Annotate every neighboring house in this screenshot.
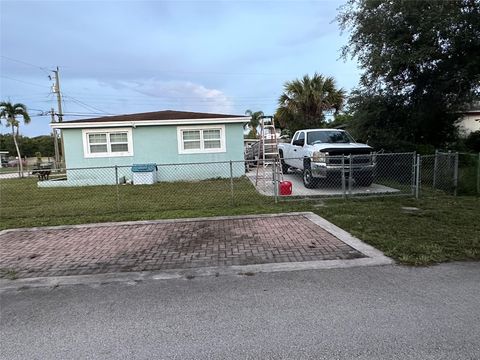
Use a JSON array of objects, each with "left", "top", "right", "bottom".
[
  {"left": 458, "top": 102, "right": 480, "bottom": 137},
  {"left": 44, "top": 110, "right": 249, "bottom": 187},
  {"left": 0, "top": 151, "right": 8, "bottom": 167}
]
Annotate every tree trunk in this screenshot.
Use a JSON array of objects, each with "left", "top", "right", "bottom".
[{"left": 12, "top": 125, "right": 23, "bottom": 178}]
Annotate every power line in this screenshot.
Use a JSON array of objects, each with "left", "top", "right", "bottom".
[
  {"left": 63, "top": 93, "right": 111, "bottom": 115},
  {"left": 33, "top": 97, "right": 277, "bottom": 108},
  {"left": 53, "top": 94, "right": 277, "bottom": 105},
  {"left": 1, "top": 55, "right": 51, "bottom": 75},
  {"left": 0, "top": 75, "right": 47, "bottom": 88},
  {"left": 57, "top": 98, "right": 277, "bottom": 105},
  {"left": 0, "top": 92, "right": 52, "bottom": 97},
  {"left": 56, "top": 100, "right": 276, "bottom": 107},
  {"left": 62, "top": 113, "right": 115, "bottom": 116},
  {"left": 27, "top": 111, "right": 114, "bottom": 118},
  {"left": 62, "top": 96, "right": 67, "bottom": 116},
  {"left": 62, "top": 93, "right": 272, "bottom": 113},
  {"left": 54, "top": 92, "right": 279, "bottom": 101}
]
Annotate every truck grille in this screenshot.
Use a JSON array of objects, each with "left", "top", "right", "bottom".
[
  {"left": 323, "top": 149, "right": 373, "bottom": 165},
  {"left": 327, "top": 156, "right": 372, "bottom": 165}
]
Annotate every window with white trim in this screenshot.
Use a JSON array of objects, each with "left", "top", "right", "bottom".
[
  {"left": 178, "top": 126, "right": 225, "bottom": 154},
  {"left": 83, "top": 129, "right": 133, "bottom": 157}
]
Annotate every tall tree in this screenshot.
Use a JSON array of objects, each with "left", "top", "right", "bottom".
[
  {"left": 276, "top": 73, "right": 345, "bottom": 133},
  {"left": 244, "top": 109, "right": 264, "bottom": 138},
  {"left": 347, "top": 89, "right": 418, "bottom": 151},
  {"left": 0, "top": 102, "right": 31, "bottom": 176},
  {"left": 338, "top": 0, "right": 480, "bottom": 147}
]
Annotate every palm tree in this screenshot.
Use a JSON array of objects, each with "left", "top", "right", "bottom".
[
  {"left": 0, "top": 102, "right": 31, "bottom": 176},
  {"left": 244, "top": 109, "right": 264, "bottom": 138},
  {"left": 276, "top": 73, "right": 345, "bottom": 132}
]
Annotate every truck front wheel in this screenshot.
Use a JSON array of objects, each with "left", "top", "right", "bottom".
[{"left": 303, "top": 162, "right": 318, "bottom": 189}]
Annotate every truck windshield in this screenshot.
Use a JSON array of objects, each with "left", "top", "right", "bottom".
[{"left": 306, "top": 131, "right": 354, "bottom": 145}]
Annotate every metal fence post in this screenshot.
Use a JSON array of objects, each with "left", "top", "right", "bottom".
[
  {"left": 411, "top": 152, "right": 416, "bottom": 196},
  {"left": 341, "top": 156, "right": 346, "bottom": 199},
  {"left": 415, "top": 154, "right": 421, "bottom": 199},
  {"left": 447, "top": 150, "right": 452, "bottom": 189},
  {"left": 273, "top": 161, "right": 278, "bottom": 203},
  {"left": 115, "top": 165, "right": 120, "bottom": 211},
  {"left": 477, "top": 152, "right": 480, "bottom": 196},
  {"left": 453, "top": 152, "right": 459, "bottom": 196},
  {"left": 433, "top": 149, "right": 438, "bottom": 189},
  {"left": 348, "top": 155, "right": 353, "bottom": 197},
  {"left": 229, "top": 160, "right": 234, "bottom": 206}
]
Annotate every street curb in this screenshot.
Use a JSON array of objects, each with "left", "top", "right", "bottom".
[
  {"left": 0, "top": 212, "right": 394, "bottom": 291},
  {"left": 0, "top": 258, "right": 394, "bottom": 292},
  {"left": 304, "top": 213, "right": 392, "bottom": 261}
]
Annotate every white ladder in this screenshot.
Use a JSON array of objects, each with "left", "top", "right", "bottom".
[{"left": 255, "top": 116, "right": 283, "bottom": 188}]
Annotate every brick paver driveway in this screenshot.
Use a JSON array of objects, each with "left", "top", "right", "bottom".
[{"left": 0, "top": 214, "right": 365, "bottom": 279}]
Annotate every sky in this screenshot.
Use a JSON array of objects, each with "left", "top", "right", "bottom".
[{"left": 0, "top": 0, "right": 360, "bottom": 137}]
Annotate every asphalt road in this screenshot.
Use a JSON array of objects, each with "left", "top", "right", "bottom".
[{"left": 1, "top": 263, "right": 479, "bottom": 360}]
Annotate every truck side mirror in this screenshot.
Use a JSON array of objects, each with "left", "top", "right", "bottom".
[{"left": 292, "top": 139, "right": 304, "bottom": 146}]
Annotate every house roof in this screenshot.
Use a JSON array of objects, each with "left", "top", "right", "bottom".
[
  {"left": 51, "top": 110, "right": 250, "bottom": 129},
  {"left": 461, "top": 100, "right": 480, "bottom": 115},
  {"left": 463, "top": 110, "right": 480, "bottom": 116}
]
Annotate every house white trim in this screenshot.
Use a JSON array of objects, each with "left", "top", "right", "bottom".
[
  {"left": 52, "top": 117, "right": 250, "bottom": 129},
  {"left": 177, "top": 125, "right": 226, "bottom": 154},
  {"left": 82, "top": 128, "right": 134, "bottom": 158}
]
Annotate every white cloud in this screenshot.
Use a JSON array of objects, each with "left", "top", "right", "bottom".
[{"left": 110, "top": 79, "right": 234, "bottom": 114}]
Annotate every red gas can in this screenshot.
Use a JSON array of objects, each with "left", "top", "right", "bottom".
[{"left": 279, "top": 181, "right": 292, "bottom": 196}]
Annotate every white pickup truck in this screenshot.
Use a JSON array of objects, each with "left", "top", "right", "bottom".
[{"left": 278, "top": 129, "right": 375, "bottom": 188}]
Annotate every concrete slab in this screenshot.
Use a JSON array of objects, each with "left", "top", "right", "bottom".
[{"left": 246, "top": 166, "right": 401, "bottom": 197}]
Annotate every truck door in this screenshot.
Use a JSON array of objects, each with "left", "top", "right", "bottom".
[{"left": 291, "top": 131, "right": 305, "bottom": 169}]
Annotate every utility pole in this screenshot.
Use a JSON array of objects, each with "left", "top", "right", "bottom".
[
  {"left": 50, "top": 108, "right": 60, "bottom": 166},
  {"left": 52, "top": 67, "right": 63, "bottom": 122},
  {"left": 52, "top": 66, "right": 65, "bottom": 164}
]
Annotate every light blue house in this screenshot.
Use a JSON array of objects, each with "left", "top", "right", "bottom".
[{"left": 43, "top": 110, "right": 249, "bottom": 187}]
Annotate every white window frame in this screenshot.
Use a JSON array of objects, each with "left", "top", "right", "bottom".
[
  {"left": 177, "top": 125, "right": 226, "bottom": 154},
  {"left": 82, "top": 128, "right": 133, "bottom": 158}
]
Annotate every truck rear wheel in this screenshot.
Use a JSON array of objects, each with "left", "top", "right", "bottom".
[
  {"left": 279, "top": 151, "right": 289, "bottom": 173},
  {"left": 356, "top": 174, "right": 374, "bottom": 187}
]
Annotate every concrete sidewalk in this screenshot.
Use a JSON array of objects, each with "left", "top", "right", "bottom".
[{"left": 0, "top": 212, "right": 391, "bottom": 282}]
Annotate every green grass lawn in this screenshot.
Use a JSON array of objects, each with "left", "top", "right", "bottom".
[
  {"left": 0, "top": 167, "right": 19, "bottom": 174},
  {"left": 1, "top": 176, "right": 478, "bottom": 266},
  {"left": 316, "top": 195, "right": 479, "bottom": 265}
]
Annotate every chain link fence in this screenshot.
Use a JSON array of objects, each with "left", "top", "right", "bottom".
[
  {"left": 457, "top": 152, "right": 480, "bottom": 196},
  {"left": 0, "top": 160, "right": 262, "bottom": 221},
  {"left": 249, "top": 152, "right": 416, "bottom": 199},
  {"left": 418, "top": 151, "right": 480, "bottom": 196},
  {"left": 1, "top": 151, "right": 478, "bottom": 224}
]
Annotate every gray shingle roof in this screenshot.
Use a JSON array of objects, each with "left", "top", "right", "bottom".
[{"left": 62, "top": 110, "right": 246, "bottom": 123}]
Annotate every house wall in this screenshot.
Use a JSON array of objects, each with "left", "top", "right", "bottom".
[
  {"left": 458, "top": 113, "right": 480, "bottom": 137},
  {"left": 57, "top": 123, "right": 245, "bottom": 185}
]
